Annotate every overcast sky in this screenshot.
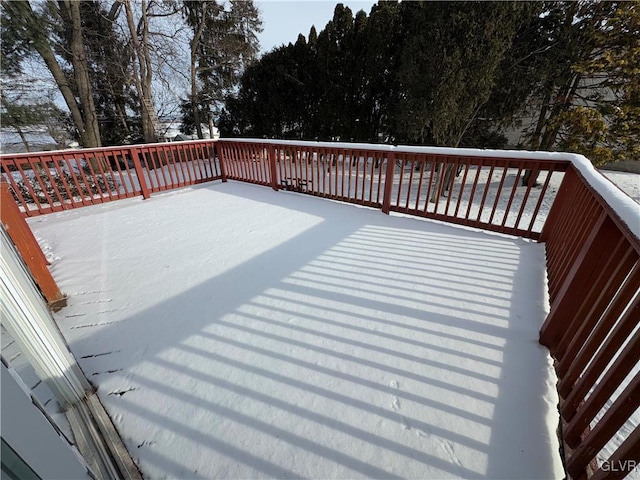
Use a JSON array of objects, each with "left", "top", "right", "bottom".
[{"left": 256, "top": 1, "right": 375, "bottom": 54}]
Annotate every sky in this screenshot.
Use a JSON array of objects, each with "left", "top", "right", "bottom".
[{"left": 256, "top": 1, "right": 375, "bottom": 53}]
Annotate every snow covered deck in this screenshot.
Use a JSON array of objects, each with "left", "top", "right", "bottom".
[{"left": 28, "top": 181, "right": 564, "bottom": 479}]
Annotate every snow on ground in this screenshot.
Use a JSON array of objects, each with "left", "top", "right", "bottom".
[
  {"left": 600, "top": 169, "right": 640, "bottom": 204},
  {"left": 28, "top": 181, "right": 564, "bottom": 479}
]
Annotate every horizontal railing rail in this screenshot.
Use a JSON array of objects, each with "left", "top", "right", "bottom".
[
  {"left": 0, "top": 140, "right": 221, "bottom": 216},
  {"left": 2, "top": 138, "right": 638, "bottom": 479}
]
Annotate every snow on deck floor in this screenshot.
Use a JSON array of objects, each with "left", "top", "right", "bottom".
[{"left": 29, "top": 182, "right": 564, "bottom": 479}]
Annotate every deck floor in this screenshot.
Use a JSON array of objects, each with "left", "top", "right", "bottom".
[{"left": 28, "top": 182, "right": 564, "bottom": 479}]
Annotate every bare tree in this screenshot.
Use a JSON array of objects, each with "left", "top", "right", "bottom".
[
  {"left": 1, "top": 0, "right": 102, "bottom": 149},
  {"left": 60, "top": 0, "right": 102, "bottom": 148},
  {"left": 122, "top": 0, "right": 158, "bottom": 143}
]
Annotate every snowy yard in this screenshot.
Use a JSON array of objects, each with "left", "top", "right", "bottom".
[
  {"left": 28, "top": 181, "right": 567, "bottom": 479},
  {"left": 601, "top": 169, "right": 640, "bottom": 204}
]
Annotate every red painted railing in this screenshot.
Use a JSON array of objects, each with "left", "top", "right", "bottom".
[
  {"left": 540, "top": 164, "right": 640, "bottom": 480},
  {"left": 219, "top": 140, "right": 568, "bottom": 239},
  {"left": 1, "top": 140, "right": 221, "bottom": 216},
  {"left": 385, "top": 149, "right": 568, "bottom": 239},
  {"left": 1, "top": 138, "right": 638, "bottom": 479},
  {"left": 1, "top": 181, "right": 66, "bottom": 309},
  {"left": 218, "top": 141, "right": 390, "bottom": 208},
  {"left": 217, "top": 141, "right": 272, "bottom": 187}
]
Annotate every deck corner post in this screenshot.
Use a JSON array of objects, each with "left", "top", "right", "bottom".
[
  {"left": 0, "top": 182, "right": 65, "bottom": 306},
  {"left": 216, "top": 141, "right": 228, "bottom": 183},
  {"left": 268, "top": 144, "right": 279, "bottom": 191},
  {"left": 539, "top": 164, "right": 576, "bottom": 243},
  {"left": 381, "top": 150, "right": 396, "bottom": 214},
  {"left": 131, "top": 146, "right": 151, "bottom": 199}
]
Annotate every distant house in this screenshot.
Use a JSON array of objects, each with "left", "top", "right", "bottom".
[
  {"left": 0, "top": 128, "right": 59, "bottom": 154},
  {"left": 503, "top": 76, "right": 617, "bottom": 150},
  {"left": 156, "top": 120, "right": 220, "bottom": 143}
]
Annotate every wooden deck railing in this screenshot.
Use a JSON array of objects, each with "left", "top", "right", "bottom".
[
  {"left": 1, "top": 140, "right": 221, "bottom": 216},
  {"left": 384, "top": 149, "right": 568, "bottom": 238},
  {"left": 218, "top": 140, "right": 568, "bottom": 239},
  {"left": 540, "top": 164, "right": 640, "bottom": 480},
  {"left": 1, "top": 139, "right": 638, "bottom": 479},
  {"left": 0, "top": 182, "right": 67, "bottom": 309}
]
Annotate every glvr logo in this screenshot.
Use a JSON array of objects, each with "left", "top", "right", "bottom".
[{"left": 601, "top": 460, "right": 638, "bottom": 472}]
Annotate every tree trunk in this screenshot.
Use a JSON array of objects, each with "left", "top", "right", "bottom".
[
  {"left": 523, "top": 73, "right": 583, "bottom": 187},
  {"left": 7, "top": 1, "right": 96, "bottom": 149},
  {"left": 540, "top": 73, "right": 583, "bottom": 150},
  {"left": 4, "top": 1, "right": 106, "bottom": 161},
  {"left": 190, "top": 11, "right": 206, "bottom": 140},
  {"left": 430, "top": 163, "right": 456, "bottom": 202},
  {"left": 35, "top": 42, "right": 90, "bottom": 145},
  {"left": 522, "top": 89, "right": 552, "bottom": 186},
  {"left": 15, "top": 127, "right": 31, "bottom": 152},
  {"left": 123, "top": 0, "right": 157, "bottom": 144},
  {"left": 139, "top": 0, "right": 157, "bottom": 143},
  {"left": 66, "top": 1, "right": 102, "bottom": 152},
  {"left": 524, "top": 2, "right": 582, "bottom": 187}
]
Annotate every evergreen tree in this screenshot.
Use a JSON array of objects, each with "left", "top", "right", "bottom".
[
  {"left": 222, "top": 0, "right": 637, "bottom": 171},
  {"left": 557, "top": 1, "right": 640, "bottom": 163},
  {"left": 182, "top": 0, "right": 262, "bottom": 138},
  {"left": 315, "top": 4, "right": 357, "bottom": 140},
  {"left": 223, "top": 1, "right": 526, "bottom": 146},
  {"left": 359, "top": 1, "right": 402, "bottom": 143},
  {"left": 518, "top": 1, "right": 639, "bottom": 183},
  {"left": 394, "top": 1, "right": 526, "bottom": 147},
  {"left": 457, "top": 3, "right": 545, "bottom": 148}
]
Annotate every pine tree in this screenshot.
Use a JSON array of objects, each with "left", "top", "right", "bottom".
[
  {"left": 560, "top": 1, "right": 640, "bottom": 163},
  {"left": 182, "top": 0, "right": 262, "bottom": 138},
  {"left": 360, "top": 1, "right": 402, "bottom": 143},
  {"left": 395, "top": 2, "right": 526, "bottom": 147},
  {"left": 519, "top": 1, "right": 639, "bottom": 184},
  {"left": 315, "top": 5, "right": 355, "bottom": 140}
]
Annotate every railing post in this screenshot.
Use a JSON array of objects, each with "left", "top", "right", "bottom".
[
  {"left": 1, "top": 181, "right": 66, "bottom": 310},
  {"left": 539, "top": 165, "right": 576, "bottom": 243},
  {"left": 217, "top": 141, "right": 228, "bottom": 183},
  {"left": 540, "top": 211, "right": 614, "bottom": 354},
  {"left": 130, "top": 146, "right": 151, "bottom": 199},
  {"left": 381, "top": 151, "right": 396, "bottom": 214},
  {"left": 268, "top": 144, "right": 279, "bottom": 191}
]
